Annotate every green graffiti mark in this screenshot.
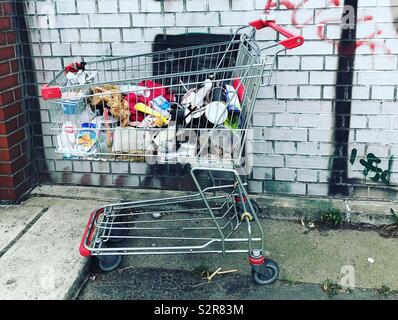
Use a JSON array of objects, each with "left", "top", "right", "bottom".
[
  {"left": 349, "top": 149, "right": 394, "bottom": 185},
  {"left": 349, "top": 148, "right": 357, "bottom": 165}
]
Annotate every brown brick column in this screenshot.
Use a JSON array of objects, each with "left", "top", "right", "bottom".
[{"left": 0, "top": 1, "right": 33, "bottom": 202}]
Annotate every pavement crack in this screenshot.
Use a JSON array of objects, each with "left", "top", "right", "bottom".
[
  {"left": 0, "top": 207, "right": 49, "bottom": 258},
  {"left": 32, "top": 193, "right": 119, "bottom": 203}
]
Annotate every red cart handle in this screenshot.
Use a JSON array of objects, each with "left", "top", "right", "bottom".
[
  {"left": 249, "top": 16, "right": 304, "bottom": 49},
  {"left": 41, "top": 84, "right": 62, "bottom": 100},
  {"left": 41, "top": 61, "right": 86, "bottom": 100},
  {"left": 79, "top": 208, "right": 104, "bottom": 257}
]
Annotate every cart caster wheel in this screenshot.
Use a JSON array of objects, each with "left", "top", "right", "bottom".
[
  {"left": 98, "top": 255, "right": 122, "bottom": 272},
  {"left": 184, "top": 163, "right": 192, "bottom": 174},
  {"left": 252, "top": 259, "right": 279, "bottom": 285},
  {"left": 108, "top": 224, "right": 129, "bottom": 243},
  {"left": 237, "top": 199, "right": 261, "bottom": 220}
]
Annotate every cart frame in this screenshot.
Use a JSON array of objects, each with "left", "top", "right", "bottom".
[{"left": 42, "top": 5, "right": 304, "bottom": 284}]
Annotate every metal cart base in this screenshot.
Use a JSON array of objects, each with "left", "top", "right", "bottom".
[{"left": 79, "top": 167, "right": 279, "bottom": 285}]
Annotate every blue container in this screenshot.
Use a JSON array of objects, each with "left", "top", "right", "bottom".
[
  {"left": 81, "top": 122, "right": 97, "bottom": 129},
  {"left": 61, "top": 89, "right": 88, "bottom": 115},
  {"left": 62, "top": 100, "right": 79, "bottom": 114}
]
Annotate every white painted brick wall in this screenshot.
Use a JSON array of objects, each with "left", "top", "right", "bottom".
[
  {"left": 278, "top": 56, "right": 300, "bottom": 70},
  {"left": 141, "top": 0, "right": 162, "bottom": 13},
  {"left": 89, "top": 14, "right": 131, "bottom": 28},
  {"left": 60, "top": 29, "right": 78, "bottom": 42},
  {"left": 186, "top": 0, "right": 208, "bottom": 12},
  {"left": 350, "top": 115, "right": 368, "bottom": 128},
  {"left": 26, "top": 0, "right": 398, "bottom": 198},
  {"left": 73, "top": 161, "right": 92, "bottom": 173},
  {"left": 253, "top": 167, "right": 273, "bottom": 180},
  {"left": 232, "top": 0, "right": 255, "bottom": 11},
  {"left": 111, "top": 43, "right": 151, "bottom": 56},
  {"left": 297, "top": 169, "right": 318, "bottom": 182},
  {"left": 308, "top": 184, "right": 329, "bottom": 196},
  {"left": 209, "top": 0, "right": 230, "bottom": 11},
  {"left": 71, "top": 43, "right": 111, "bottom": 56},
  {"left": 277, "top": 86, "right": 298, "bottom": 99},
  {"left": 176, "top": 12, "right": 219, "bottom": 26},
  {"left": 122, "top": 28, "right": 142, "bottom": 42},
  {"left": 275, "top": 168, "right": 296, "bottom": 181},
  {"left": 275, "top": 142, "right": 296, "bottom": 155},
  {"left": 133, "top": 13, "right": 175, "bottom": 27},
  {"left": 40, "top": 29, "right": 59, "bottom": 42},
  {"left": 78, "top": 1, "right": 97, "bottom": 14},
  {"left": 51, "top": 43, "right": 70, "bottom": 56},
  {"left": 119, "top": 0, "right": 139, "bottom": 13},
  {"left": 56, "top": 1, "right": 76, "bottom": 14},
  {"left": 275, "top": 113, "right": 296, "bottom": 127},
  {"left": 300, "top": 86, "right": 322, "bottom": 99},
  {"left": 102, "top": 29, "right": 122, "bottom": 42},
  {"left": 111, "top": 162, "right": 130, "bottom": 174},
  {"left": 372, "top": 86, "right": 395, "bottom": 100},
  {"left": 297, "top": 142, "right": 318, "bottom": 155},
  {"left": 164, "top": 0, "right": 184, "bottom": 13},
  {"left": 80, "top": 29, "right": 100, "bottom": 42},
  {"left": 98, "top": 0, "right": 118, "bottom": 14},
  {"left": 53, "top": 14, "right": 90, "bottom": 28}
]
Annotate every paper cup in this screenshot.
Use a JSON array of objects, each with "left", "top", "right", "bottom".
[{"left": 205, "top": 101, "right": 228, "bottom": 125}]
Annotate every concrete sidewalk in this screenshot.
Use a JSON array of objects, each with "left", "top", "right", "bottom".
[{"left": 0, "top": 185, "right": 397, "bottom": 299}]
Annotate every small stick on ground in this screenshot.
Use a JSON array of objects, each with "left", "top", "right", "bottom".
[
  {"left": 194, "top": 268, "right": 238, "bottom": 287},
  {"left": 192, "top": 282, "right": 208, "bottom": 288},
  {"left": 207, "top": 267, "right": 222, "bottom": 282},
  {"left": 118, "top": 266, "right": 136, "bottom": 273},
  {"left": 216, "top": 269, "right": 238, "bottom": 275}
]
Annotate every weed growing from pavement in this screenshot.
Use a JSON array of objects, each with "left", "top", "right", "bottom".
[
  {"left": 280, "top": 277, "right": 300, "bottom": 286},
  {"left": 319, "top": 209, "right": 344, "bottom": 228},
  {"left": 379, "top": 209, "right": 398, "bottom": 238},
  {"left": 376, "top": 285, "right": 392, "bottom": 297},
  {"left": 390, "top": 209, "right": 398, "bottom": 224},
  {"left": 322, "top": 279, "right": 343, "bottom": 297}
]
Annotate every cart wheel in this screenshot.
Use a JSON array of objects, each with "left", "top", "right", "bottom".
[
  {"left": 107, "top": 224, "right": 129, "bottom": 243},
  {"left": 237, "top": 199, "right": 261, "bottom": 220},
  {"left": 184, "top": 163, "right": 192, "bottom": 174},
  {"left": 98, "top": 255, "right": 122, "bottom": 272},
  {"left": 252, "top": 259, "right": 279, "bottom": 285}
]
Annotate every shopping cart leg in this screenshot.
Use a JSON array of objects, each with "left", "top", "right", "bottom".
[
  {"left": 233, "top": 172, "right": 265, "bottom": 252},
  {"left": 241, "top": 207, "right": 278, "bottom": 285},
  {"left": 234, "top": 172, "right": 280, "bottom": 285},
  {"left": 190, "top": 167, "right": 226, "bottom": 254}
]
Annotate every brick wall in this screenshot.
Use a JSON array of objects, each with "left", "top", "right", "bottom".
[
  {"left": 21, "top": 0, "right": 398, "bottom": 200},
  {"left": 0, "top": 1, "right": 36, "bottom": 202}
]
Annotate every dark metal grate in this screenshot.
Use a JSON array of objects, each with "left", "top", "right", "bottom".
[{"left": 152, "top": 34, "right": 240, "bottom": 85}]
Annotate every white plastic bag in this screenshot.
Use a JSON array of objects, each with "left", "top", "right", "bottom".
[{"left": 112, "top": 127, "right": 153, "bottom": 153}]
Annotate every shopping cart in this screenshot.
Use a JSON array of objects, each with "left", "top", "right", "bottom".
[{"left": 42, "top": 4, "right": 304, "bottom": 285}]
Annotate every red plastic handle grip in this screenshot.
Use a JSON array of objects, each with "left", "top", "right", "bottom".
[
  {"left": 249, "top": 19, "right": 304, "bottom": 49},
  {"left": 266, "top": 21, "right": 294, "bottom": 38},
  {"left": 79, "top": 208, "right": 104, "bottom": 257},
  {"left": 41, "top": 84, "right": 62, "bottom": 100}
]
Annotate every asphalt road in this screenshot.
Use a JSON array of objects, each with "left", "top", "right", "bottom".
[{"left": 76, "top": 264, "right": 398, "bottom": 300}]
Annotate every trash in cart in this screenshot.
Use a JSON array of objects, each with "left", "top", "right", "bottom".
[{"left": 41, "top": 1, "right": 304, "bottom": 285}]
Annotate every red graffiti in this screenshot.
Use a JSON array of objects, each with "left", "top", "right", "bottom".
[
  {"left": 262, "top": 0, "right": 391, "bottom": 54},
  {"left": 265, "top": 0, "right": 295, "bottom": 10}
]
